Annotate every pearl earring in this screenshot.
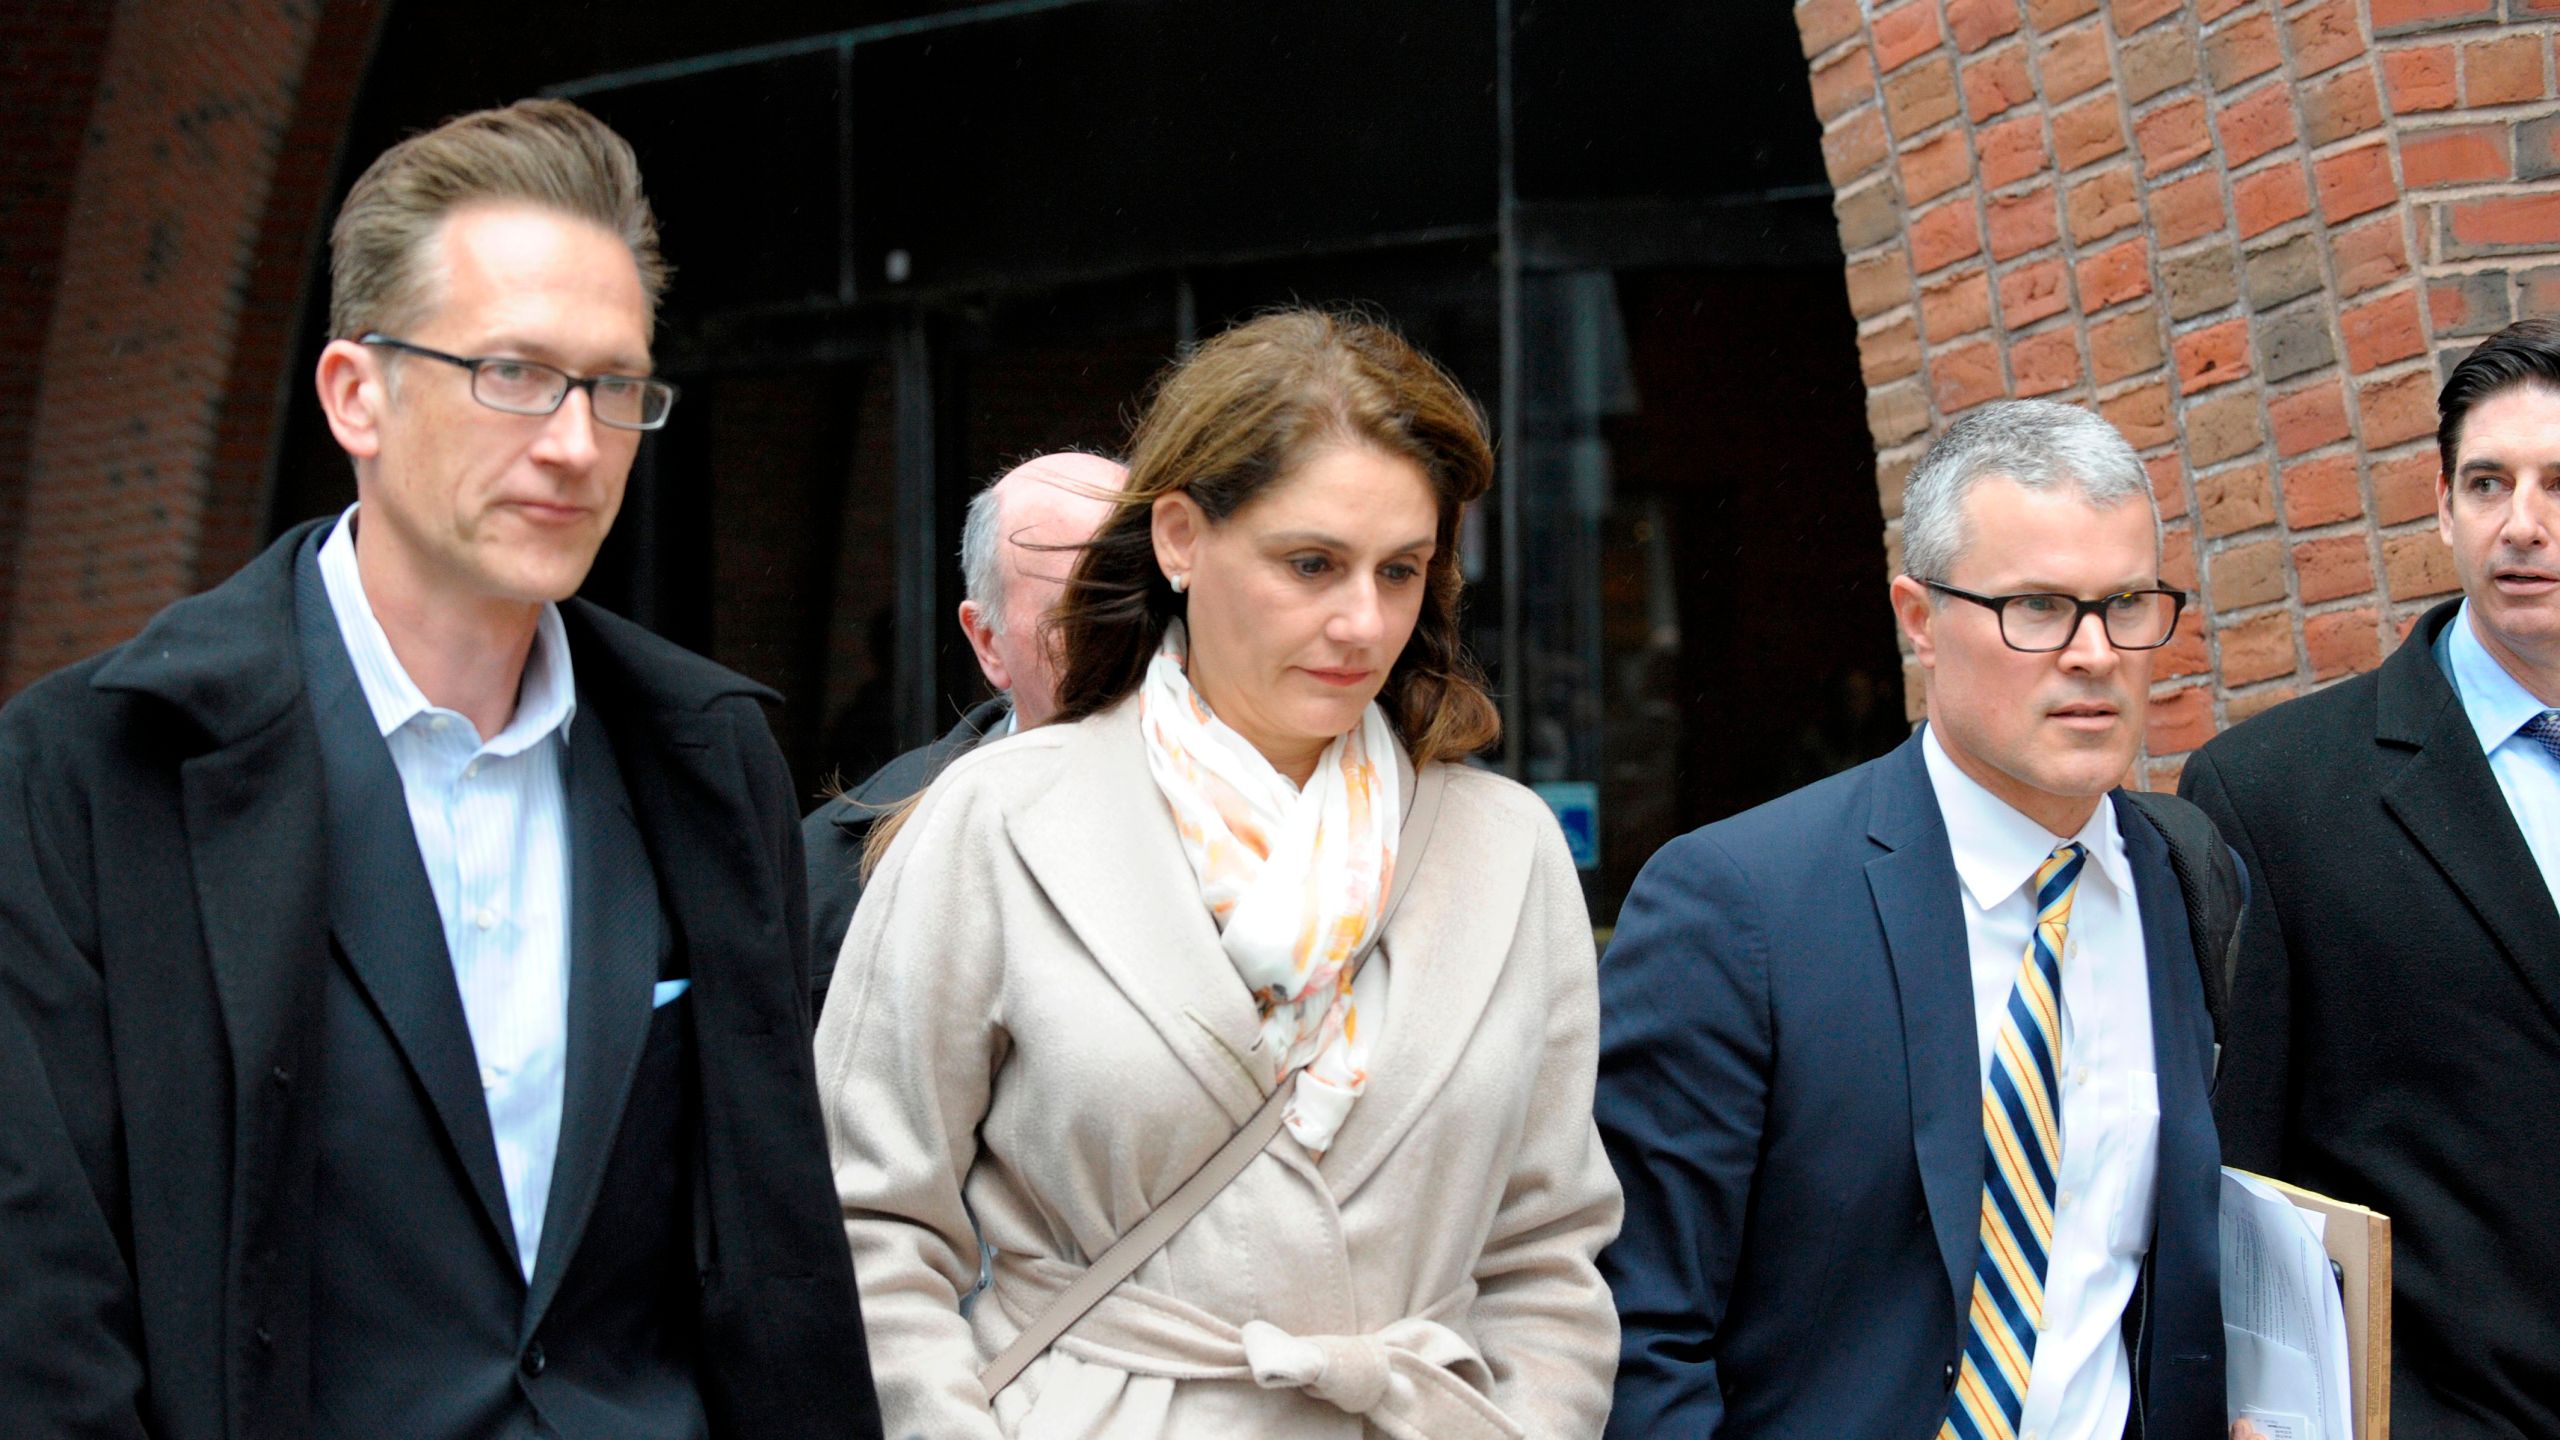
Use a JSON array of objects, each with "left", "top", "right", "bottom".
[{"left": 1169, "top": 573, "right": 1189, "bottom": 594}]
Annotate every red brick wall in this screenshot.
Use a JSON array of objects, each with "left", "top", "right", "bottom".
[
  {"left": 0, "top": 0, "right": 338, "bottom": 693},
  {"left": 196, "top": 1, "right": 388, "bottom": 594},
  {"left": 1803, "top": 0, "right": 2560, "bottom": 784},
  {"left": 0, "top": 4, "right": 116, "bottom": 675}
]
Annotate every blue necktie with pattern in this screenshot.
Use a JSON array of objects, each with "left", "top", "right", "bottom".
[{"left": 2522, "top": 710, "right": 2560, "bottom": 767}]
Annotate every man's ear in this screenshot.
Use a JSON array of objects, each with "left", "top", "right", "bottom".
[
  {"left": 1151, "top": 492, "right": 1205, "bottom": 586},
  {"left": 2437, "top": 467, "right": 2456, "bottom": 548},
  {"left": 1890, "top": 575, "right": 1939, "bottom": 670},
  {"left": 959, "top": 599, "right": 1011, "bottom": 693},
  {"left": 316, "top": 339, "right": 387, "bottom": 462}
]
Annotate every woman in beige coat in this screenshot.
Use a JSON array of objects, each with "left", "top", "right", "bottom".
[{"left": 817, "top": 310, "right": 1622, "bottom": 1439}]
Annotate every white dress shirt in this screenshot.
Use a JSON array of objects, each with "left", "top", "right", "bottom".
[
  {"left": 1923, "top": 728, "right": 2160, "bottom": 1440},
  {"left": 2443, "top": 601, "right": 2560, "bottom": 912},
  {"left": 318, "top": 505, "right": 576, "bottom": 1281}
]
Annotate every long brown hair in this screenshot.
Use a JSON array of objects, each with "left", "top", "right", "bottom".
[
  {"left": 864, "top": 308, "right": 1501, "bottom": 877},
  {"left": 1052, "top": 307, "right": 1500, "bottom": 752}
]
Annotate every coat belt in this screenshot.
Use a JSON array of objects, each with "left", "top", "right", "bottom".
[{"left": 990, "top": 1251, "right": 1523, "bottom": 1440}]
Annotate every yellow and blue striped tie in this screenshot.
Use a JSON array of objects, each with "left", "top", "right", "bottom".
[{"left": 1942, "top": 841, "right": 2086, "bottom": 1440}]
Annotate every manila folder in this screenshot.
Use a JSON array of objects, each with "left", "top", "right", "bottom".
[{"left": 2235, "top": 1169, "right": 2392, "bottom": 1440}]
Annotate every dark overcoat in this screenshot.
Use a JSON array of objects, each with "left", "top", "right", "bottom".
[
  {"left": 2184, "top": 598, "right": 2560, "bottom": 1439},
  {"left": 801, "top": 696, "right": 1007, "bottom": 1015},
  {"left": 0, "top": 520, "right": 881, "bottom": 1440}
]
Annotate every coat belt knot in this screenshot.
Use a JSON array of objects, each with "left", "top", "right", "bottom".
[{"left": 993, "top": 1252, "right": 1523, "bottom": 1439}]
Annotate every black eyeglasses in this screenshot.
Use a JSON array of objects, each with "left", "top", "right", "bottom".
[
  {"left": 359, "top": 334, "right": 678, "bottom": 431},
  {"left": 1923, "top": 580, "right": 2188, "bottom": 652}
]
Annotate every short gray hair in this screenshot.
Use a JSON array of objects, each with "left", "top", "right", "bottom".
[
  {"left": 959, "top": 479, "right": 1007, "bottom": 632},
  {"left": 1900, "top": 399, "right": 2155, "bottom": 583}
]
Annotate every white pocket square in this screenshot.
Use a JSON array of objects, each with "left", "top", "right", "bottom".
[{"left": 652, "top": 978, "right": 691, "bottom": 1009}]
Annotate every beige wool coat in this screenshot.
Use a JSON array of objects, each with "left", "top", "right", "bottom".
[{"left": 816, "top": 695, "right": 1622, "bottom": 1440}]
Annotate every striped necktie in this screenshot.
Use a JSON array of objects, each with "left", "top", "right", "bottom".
[{"left": 1942, "top": 841, "right": 2087, "bottom": 1440}]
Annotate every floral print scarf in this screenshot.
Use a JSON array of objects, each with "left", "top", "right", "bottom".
[{"left": 1139, "top": 620, "right": 1401, "bottom": 1156}]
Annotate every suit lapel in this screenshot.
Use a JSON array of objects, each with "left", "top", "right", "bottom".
[
  {"left": 606, "top": 695, "right": 807, "bottom": 1281},
  {"left": 524, "top": 709, "right": 664, "bottom": 1327},
  {"left": 1865, "top": 732, "right": 1980, "bottom": 1334},
  {"left": 1006, "top": 701, "right": 1285, "bottom": 1126},
  {"left": 2119, "top": 795, "right": 2215, "bottom": 1159},
  {"left": 181, "top": 712, "right": 332, "bottom": 1312},
  {"left": 2382, "top": 690, "right": 2560, "bottom": 1034},
  {"left": 1318, "top": 762, "right": 1521, "bottom": 1196},
  {"left": 295, "top": 557, "right": 521, "bottom": 1272}
]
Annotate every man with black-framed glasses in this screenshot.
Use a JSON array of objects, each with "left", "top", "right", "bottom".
[
  {"left": 1599, "top": 399, "right": 2234, "bottom": 1438},
  {"left": 0, "top": 99, "right": 880, "bottom": 1439}
]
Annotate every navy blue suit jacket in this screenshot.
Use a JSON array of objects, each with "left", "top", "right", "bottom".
[{"left": 1596, "top": 730, "right": 2224, "bottom": 1438}]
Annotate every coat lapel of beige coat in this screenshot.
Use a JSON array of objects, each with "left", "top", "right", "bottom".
[
  {"left": 1316, "top": 768, "right": 1531, "bottom": 1198},
  {"left": 1005, "top": 700, "right": 1533, "bottom": 1201},
  {"left": 1005, "top": 701, "right": 1276, "bottom": 1127}
]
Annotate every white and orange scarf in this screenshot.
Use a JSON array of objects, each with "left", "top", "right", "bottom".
[{"left": 1140, "top": 621, "right": 1401, "bottom": 1156}]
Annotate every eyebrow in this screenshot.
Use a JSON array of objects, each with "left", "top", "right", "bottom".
[
  {"left": 481, "top": 335, "right": 654, "bottom": 375},
  {"left": 1265, "top": 528, "right": 1436, "bottom": 555},
  {"left": 1990, "top": 578, "right": 2159, "bottom": 594}
]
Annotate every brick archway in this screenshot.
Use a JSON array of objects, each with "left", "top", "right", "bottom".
[
  {"left": 0, "top": 0, "right": 385, "bottom": 696},
  {"left": 1799, "top": 0, "right": 2560, "bottom": 782}
]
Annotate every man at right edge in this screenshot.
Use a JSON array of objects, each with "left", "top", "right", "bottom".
[{"left": 2184, "top": 316, "right": 2560, "bottom": 1438}]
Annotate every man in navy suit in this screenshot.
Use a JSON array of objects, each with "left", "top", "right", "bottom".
[{"left": 1598, "top": 399, "right": 2224, "bottom": 1438}]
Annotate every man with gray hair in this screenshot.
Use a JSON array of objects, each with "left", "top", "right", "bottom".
[
  {"left": 1598, "top": 399, "right": 2231, "bottom": 1438},
  {"left": 804, "top": 451, "right": 1125, "bottom": 1011}
]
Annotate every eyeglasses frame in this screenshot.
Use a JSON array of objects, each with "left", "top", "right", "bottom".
[
  {"left": 357, "top": 333, "right": 679, "bottom": 431},
  {"left": 1920, "top": 579, "right": 2189, "bottom": 653}
]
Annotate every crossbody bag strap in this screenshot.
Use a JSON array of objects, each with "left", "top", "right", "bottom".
[{"left": 977, "top": 760, "right": 1452, "bottom": 1401}]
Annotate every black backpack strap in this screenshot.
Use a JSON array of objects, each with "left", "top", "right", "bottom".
[{"left": 2119, "top": 789, "right": 2244, "bottom": 1054}]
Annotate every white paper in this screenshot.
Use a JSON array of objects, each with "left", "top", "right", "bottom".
[
  {"left": 2220, "top": 1168, "right": 2356, "bottom": 1440},
  {"left": 2237, "top": 1408, "right": 2312, "bottom": 1440}
]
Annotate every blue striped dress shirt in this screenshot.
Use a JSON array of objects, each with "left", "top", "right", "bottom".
[{"left": 317, "top": 505, "right": 576, "bottom": 1280}]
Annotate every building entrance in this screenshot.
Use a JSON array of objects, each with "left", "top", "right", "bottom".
[{"left": 269, "top": 0, "right": 1900, "bottom": 928}]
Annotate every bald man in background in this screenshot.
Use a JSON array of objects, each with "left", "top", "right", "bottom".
[{"left": 803, "top": 452, "right": 1126, "bottom": 1012}]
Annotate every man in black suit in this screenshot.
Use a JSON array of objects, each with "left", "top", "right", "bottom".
[
  {"left": 2183, "top": 316, "right": 2560, "bottom": 1438},
  {"left": 0, "top": 100, "right": 879, "bottom": 1439},
  {"left": 1600, "top": 400, "right": 2225, "bottom": 1437},
  {"left": 804, "top": 451, "right": 1122, "bottom": 1010}
]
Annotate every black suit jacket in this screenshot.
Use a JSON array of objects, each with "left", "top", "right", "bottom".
[
  {"left": 0, "top": 519, "right": 882, "bottom": 1440},
  {"left": 802, "top": 696, "right": 1008, "bottom": 1015},
  {"left": 1599, "top": 729, "right": 2225, "bottom": 1438},
  {"left": 2183, "top": 599, "right": 2560, "bottom": 1440}
]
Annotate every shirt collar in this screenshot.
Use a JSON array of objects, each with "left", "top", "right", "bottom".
[
  {"left": 2444, "top": 599, "right": 2554, "bottom": 757},
  {"left": 316, "top": 504, "right": 576, "bottom": 751},
  {"left": 1921, "top": 723, "right": 2132, "bottom": 910}
]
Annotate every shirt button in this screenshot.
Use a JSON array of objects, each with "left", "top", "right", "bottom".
[
  {"left": 474, "top": 908, "right": 497, "bottom": 931},
  {"left": 480, "top": 1065, "right": 500, "bottom": 1090},
  {"left": 428, "top": 715, "right": 449, "bottom": 733},
  {"left": 2058, "top": 1189, "right": 2076, "bottom": 1210},
  {"left": 465, "top": 760, "right": 481, "bottom": 779}
]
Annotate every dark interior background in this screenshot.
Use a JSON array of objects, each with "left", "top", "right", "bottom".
[{"left": 267, "top": 0, "right": 1900, "bottom": 928}]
